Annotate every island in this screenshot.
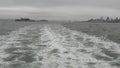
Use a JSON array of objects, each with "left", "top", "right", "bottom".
[{"left": 15, "top": 18, "right": 48, "bottom": 22}]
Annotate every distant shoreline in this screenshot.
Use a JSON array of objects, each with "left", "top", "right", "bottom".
[{"left": 15, "top": 18, "right": 48, "bottom": 22}]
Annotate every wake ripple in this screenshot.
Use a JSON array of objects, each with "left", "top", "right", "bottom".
[{"left": 0, "top": 24, "right": 120, "bottom": 68}]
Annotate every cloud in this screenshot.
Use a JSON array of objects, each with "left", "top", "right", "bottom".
[{"left": 0, "top": 0, "right": 120, "bottom": 20}]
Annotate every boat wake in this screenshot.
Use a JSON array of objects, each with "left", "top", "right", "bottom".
[{"left": 0, "top": 24, "right": 120, "bottom": 68}]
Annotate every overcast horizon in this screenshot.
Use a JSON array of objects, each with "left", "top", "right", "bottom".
[{"left": 0, "top": 0, "right": 120, "bottom": 21}]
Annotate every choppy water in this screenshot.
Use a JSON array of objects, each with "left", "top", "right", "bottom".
[
  {"left": 63, "top": 22, "right": 120, "bottom": 43},
  {"left": 0, "top": 20, "right": 120, "bottom": 68},
  {"left": 1, "top": 20, "right": 120, "bottom": 43},
  {"left": 0, "top": 20, "right": 48, "bottom": 35}
]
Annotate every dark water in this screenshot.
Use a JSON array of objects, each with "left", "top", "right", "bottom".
[
  {"left": 0, "top": 20, "right": 120, "bottom": 43},
  {"left": 63, "top": 22, "right": 120, "bottom": 43},
  {"left": 0, "top": 20, "right": 49, "bottom": 35}
]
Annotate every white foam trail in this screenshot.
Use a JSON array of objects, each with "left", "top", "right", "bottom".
[{"left": 0, "top": 24, "right": 120, "bottom": 68}]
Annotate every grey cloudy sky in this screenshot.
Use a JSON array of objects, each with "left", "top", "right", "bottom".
[{"left": 0, "top": 0, "right": 120, "bottom": 20}]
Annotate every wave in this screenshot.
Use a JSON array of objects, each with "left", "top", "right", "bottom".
[{"left": 0, "top": 24, "right": 120, "bottom": 68}]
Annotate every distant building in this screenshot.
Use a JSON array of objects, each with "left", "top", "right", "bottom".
[{"left": 86, "top": 17, "right": 120, "bottom": 23}]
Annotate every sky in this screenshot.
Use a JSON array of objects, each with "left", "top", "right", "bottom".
[{"left": 0, "top": 0, "right": 120, "bottom": 21}]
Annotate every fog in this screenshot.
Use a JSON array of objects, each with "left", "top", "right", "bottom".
[{"left": 0, "top": 0, "right": 120, "bottom": 20}]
